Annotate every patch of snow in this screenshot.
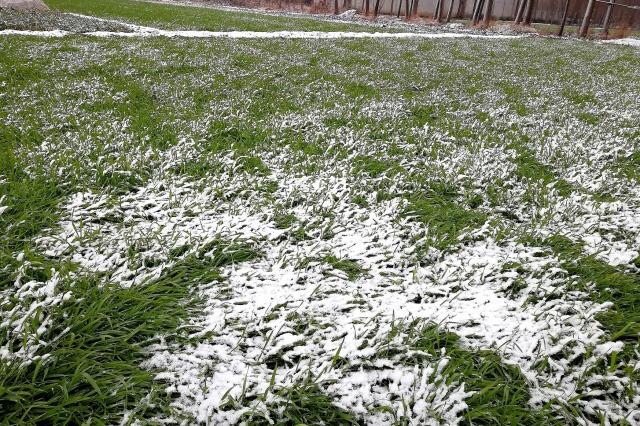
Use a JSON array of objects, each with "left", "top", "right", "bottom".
[
  {"left": 38, "top": 159, "right": 633, "bottom": 422},
  {"left": 0, "top": 195, "right": 7, "bottom": 216},
  {"left": 0, "top": 28, "right": 522, "bottom": 39},
  {"left": 338, "top": 9, "right": 357, "bottom": 18},
  {"left": 605, "top": 37, "right": 640, "bottom": 48},
  {"left": 0, "top": 266, "right": 72, "bottom": 363},
  {"left": 0, "top": 29, "right": 69, "bottom": 37}
]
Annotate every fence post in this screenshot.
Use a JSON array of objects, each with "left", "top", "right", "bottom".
[
  {"left": 524, "top": 0, "right": 535, "bottom": 26},
  {"left": 515, "top": 0, "right": 527, "bottom": 24},
  {"left": 602, "top": 0, "right": 614, "bottom": 38},
  {"left": 456, "top": 0, "right": 465, "bottom": 18},
  {"left": 373, "top": 0, "right": 381, "bottom": 17},
  {"left": 472, "top": 0, "right": 484, "bottom": 24},
  {"left": 412, "top": 0, "right": 419, "bottom": 17},
  {"left": 445, "top": 0, "right": 455, "bottom": 23},
  {"left": 579, "top": 0, "right": 596, "bottom": 37},
  {"left": 558, "top": 0, "right": 571, "bottom": 36},
  {"left": 483, "top": 0, "right": 493, "bottom": 26}
]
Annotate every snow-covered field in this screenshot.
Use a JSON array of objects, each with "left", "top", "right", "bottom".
[{"left": 1, "top": 5, "right": 640, "bottom": 425}]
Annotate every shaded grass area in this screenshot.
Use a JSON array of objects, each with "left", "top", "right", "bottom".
[
  {"left": 0, "top": 8, "right": 133, "bottom": 32},
  {"left": 383, "top": 322, "right": 566, "bottom": 425},
  {"left": 45, "top": 0, "right": 384, "bottom": 32},
  {"left": 0, "top": 245, "right": 258, "bottom": 424},
  {"left": 543, "top": 235, "right": 640, "bottom": 358}
]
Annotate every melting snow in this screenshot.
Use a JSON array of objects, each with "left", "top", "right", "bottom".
[
  {"left": 0, "top": 28, "right": 522, "bottom": 39},
  {"left": 605, "top": 37, "right": 640, "bottom": 48}
]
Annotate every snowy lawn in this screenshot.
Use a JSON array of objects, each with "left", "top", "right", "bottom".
[{"left": 1, "top": 14, "right": 640, "bottom": 426}]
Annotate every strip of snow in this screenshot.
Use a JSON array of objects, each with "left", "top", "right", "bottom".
[
  {"left": 0, "top": 28, "right": 522, "bottom": 39},
  {"left": 0, "top": 195, "right": 7, "bottom": 216},
  {"left": 604, "top": 37, "right": 640, "bottom": 47},
  {"left": 0, "top": 29, "right": 70, "bottom": 37}
]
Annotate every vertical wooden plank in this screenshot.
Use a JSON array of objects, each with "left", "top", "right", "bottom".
[
  {"left": 524, "top": 0, "right": 535, "bottom": 25},
  {"left": 483, "top": 0, "right": 493, "bottom": 26},
  {"left": 472, "top": 0, "right": 484, "bottom": 24},
  {"left": 579, "top": 0, "right": 596, "bottom": 37},
  {"left": 412, "top": 0, "right": 419, "bottom": 17},
  {"left": 602, "top": 0, "right": 614, "bottom": 38},
  {"left": 515, "top": 0, "right": 527, "bottom": 24},
  {"left": 471, "top": 0, "right": 479, "bottom": 22},
  {"left": 373, "top": 0, "right": 381, "bottom": 17},
  {"left": 456, "top": 0, "right": 465, "bottom": 19},
  {"left": 558, "top": 0, "right": 571, "bottom": 36},
  {"left": 446, "top": 0, "right": 456, "bottom": 23}
]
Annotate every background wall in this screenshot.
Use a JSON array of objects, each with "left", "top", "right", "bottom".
[{"left": 227, "top": 0, "right": 640, "bottom": 28}]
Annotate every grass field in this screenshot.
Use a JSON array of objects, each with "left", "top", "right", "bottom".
[
  {"left": 1, "top": 1, "right": 640, "bottom": 424},
  {"left": 44, "top": 0, "right": 391, "bottom": 31}
]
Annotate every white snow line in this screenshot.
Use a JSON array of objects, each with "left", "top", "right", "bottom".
[
  {"left": 603, "top": 37, "right": 640, "bottom": 47},
  {"left": 0, "top": 28, "right": 521, "bottom": 39},
  {"left": 0, "top": 195, "right": 7, "bottom": 217}
]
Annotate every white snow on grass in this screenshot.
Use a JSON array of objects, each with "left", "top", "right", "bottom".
[
  {"left": 31, "top": 153, "right": 638, "bottom": 423},
  {"left": 605, "top": 37, "right": 640, "bottom": 48},
  {"left": 2, "top": 34, "right": 640, "bottom": 425},
  {"left": 0, "top": 195, "right": 7, "bottom": 216},
  {"left": 0, "top": 266, "right": 71, "bottom": 364},
  {"left": 0, "top": 28, "right": 522, "bottom": 39}
]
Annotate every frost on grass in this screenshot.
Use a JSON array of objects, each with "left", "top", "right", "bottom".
[
  {"left": 32, "top": 154, "right": 638, "bottom": 423},
  {"left": 1, "top": 34, "right": 640, "bottom": 424}
]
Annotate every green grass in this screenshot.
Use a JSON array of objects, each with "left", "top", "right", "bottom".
[
  {"left": 1, "top": 16, "right": 639, "bottom": 424},
  {"left": 0, "top": 243, "right": 258, "bottom": 424},
  {"left": 322, "top": 255, "right": 367, "bottom": 281},
  {"left": 0, "top": 275, "right": 191, "bottom": 424},
  {"left": 404, "top": 183, "right": 486, "bottom": 251},
  {"left": 381, "top": 321, "right": 565, "bottom": 424},
  {"left": 616, "top": 151, "right": 640, "bottom": 182},
  {"left": 242, "top": 375, "right": 358, "bottom": 425},
  {"left": 509, "top": 140, "right": 574, "bottom": 197},
  {"left": 353, "top": 155, "right": 404, "bottom": 178},
  {"left": 298, "top": 254, "right": 368, "bottom": 281},
  {"left": 543, "top": 235, "right": 640, "bottom": 358},
  {"left": 0, "top": 124, "right": 68, "bottom": 291},
  {"left": 45, "top": 0, "right": 389, "bottom": 32}
]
